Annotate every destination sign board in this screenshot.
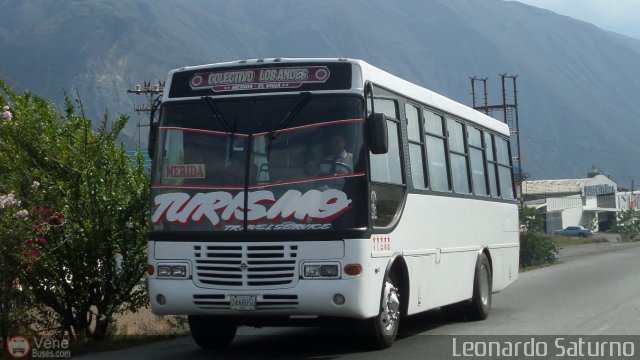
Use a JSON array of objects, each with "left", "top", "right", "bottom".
[{"left": 168, "top": 62, "right": 352, "bottom": 98}]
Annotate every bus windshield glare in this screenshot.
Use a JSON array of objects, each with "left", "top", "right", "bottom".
[{"left": 151, "top": 95, "right": 367, "bottom": 234}]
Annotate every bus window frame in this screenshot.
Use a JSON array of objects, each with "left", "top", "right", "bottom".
[
  {"left": 468, "top": 126, "right": 490, "bottom": 197},
  {"left": 446, "top": 116, "right": 472, "bottom": 194},
  {"left": 423, "top": 108, "right": 452, "bottom": 193},
  {"left": 404, "top": 101, "right": 428, "bottom": 190},
  {"left": 365, "top": 83, "right": 408, "bottom": 231}
]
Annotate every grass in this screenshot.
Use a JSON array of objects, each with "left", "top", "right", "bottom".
[{"left": 551, "top": 235, "right": 609, "bottom": 249}]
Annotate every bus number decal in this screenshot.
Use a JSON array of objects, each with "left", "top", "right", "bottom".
[
  {"left": 152, "top": 189, "right": 352, "bottom": 228},
  {"left": 372, "top": 235, "right": 391, "bottom": 252}
]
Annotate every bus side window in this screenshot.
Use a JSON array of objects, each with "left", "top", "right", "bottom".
[
  {"left": 424, "top": 110, "right": 450, "bottom": 192},
  {"left": 496, "top": 137, "right": 515, "bottom": 199},
  {"left": 405, "top": 103, "right": 426, "bottom": 190},
  {"left": 468, "top": 127, "right": 489, "bottom": 196},
  {"left": 447, "top": 118, "right": 470, "bottom": 194},
  {"left": 485, "top": 133, "right": 499, "bottom": 197}
]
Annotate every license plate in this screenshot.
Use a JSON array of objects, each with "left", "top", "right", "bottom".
[{"left": 230, "top": 295, "right": 256, "bottom": 311}]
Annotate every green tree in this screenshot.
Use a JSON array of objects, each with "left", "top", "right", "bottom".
[
  {"left": 519, "top": 206, "right": 558, "bottom": 267},
  {"left": 521, "top": 206, "right": 544, "bottom": 233},
  {"left": 612, "top": 209, "right": 640, "bottom": 241},
  {"left": 0, "top": 81, "right": 150, "bottom": 341}
]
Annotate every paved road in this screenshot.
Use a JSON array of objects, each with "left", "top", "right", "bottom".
[{"left": 76, "top": 242, "right": 640, "bottom": 359}]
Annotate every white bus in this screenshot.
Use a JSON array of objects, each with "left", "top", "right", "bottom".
[{"left": 147, "top": 58, "right": 519, "bottom": 349}]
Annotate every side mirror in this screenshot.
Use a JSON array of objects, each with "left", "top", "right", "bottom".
[
  {"left": 148, "top": 122, "right": 158, "bottom": 159},
  {"left": 367, "top": 112, "right": 388, "bottom": 154}
]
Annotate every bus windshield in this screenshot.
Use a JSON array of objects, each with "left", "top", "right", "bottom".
[{"left": 151, "top": 95, "right": 367, "bottom": 234}]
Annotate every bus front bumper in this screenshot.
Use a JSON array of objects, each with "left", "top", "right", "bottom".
[{"left": 148, "top": 276, "right": 381, "bottom": 320}]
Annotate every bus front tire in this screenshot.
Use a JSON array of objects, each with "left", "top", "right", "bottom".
[
  {"left": 464, "top": 253, "right": 492, "bottom": 320},
  {"left": 364, "top": 272, "right": 401, "bottom": 349},
  {"left": 188, "top": 315, "right": 237, "bottom": 349}
]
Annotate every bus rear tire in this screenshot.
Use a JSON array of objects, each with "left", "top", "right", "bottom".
[
  {"left": 188, "top": 315, "right": 237, "bottom": 349},
  {"left": 464, "top": 253, "right": 492, "bottom": 320},
  {"left": 363, "top": 272, "right": 401, "bottom": 349}
]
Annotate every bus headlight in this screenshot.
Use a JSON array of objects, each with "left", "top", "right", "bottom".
[
  {"left": 301, "top": 262, "right": 340, "bottom": 279},
  {"left": 158, "top": 265, "right": 172, "bottom": 277},
  {"left": 156, "top": 263, "right": 189, "bottom": 279},
  {"left": 172, "top": 265, "right": 187, "bottom": 277}
]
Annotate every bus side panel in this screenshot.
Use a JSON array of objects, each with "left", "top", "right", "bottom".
[
  {"left": 389, "top": 194, "right": 519, "bottom": 314},
  {"left": 489, "top": 245, "right": 519, "bottom": 293},
  {"left": 428, "top": 251, "right": 478, "bottom": 310},
  {"left": 404, "top": 255, "right": 432, "bottom": 315}
]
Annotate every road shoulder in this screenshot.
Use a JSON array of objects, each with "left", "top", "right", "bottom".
[{"left": 558, "top": 237, "right": 640, "bottom": 260}]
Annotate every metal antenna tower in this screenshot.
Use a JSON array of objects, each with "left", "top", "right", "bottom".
[{"left": 470, "top": 75, "right": 526, "bottom": 205}]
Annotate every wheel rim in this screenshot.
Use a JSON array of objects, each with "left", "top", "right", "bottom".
[
  {"left": 479, "top": 263, "right": 490, "bottom": 306},
  {"left": 380, "top": 280, "right": 400, "bottom": 332}
]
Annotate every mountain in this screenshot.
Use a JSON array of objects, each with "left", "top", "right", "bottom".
[{"left": 1, "top": 0, "right": 640, "bottom": 183}]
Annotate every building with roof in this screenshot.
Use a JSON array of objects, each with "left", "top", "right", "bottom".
[{"left": 521, "top": 170, "right": 619, "bottom": 234}]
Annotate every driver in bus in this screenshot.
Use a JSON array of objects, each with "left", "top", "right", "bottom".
[{"left": 317, "top": 133, "right": 353, "bottom": 175}]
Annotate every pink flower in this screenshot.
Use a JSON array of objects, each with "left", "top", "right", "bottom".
[
  {"left": 30, "top": 248, "right": 38, "bottom": 258},
  {"left": 2, "top": 110, "right": 12, "bottom": 120},
  {"left": 38, "top": 237, "right": 47, "bottom": 245},
  {"left": 25, "top": 238, "right": 35, "bottom": 245}
]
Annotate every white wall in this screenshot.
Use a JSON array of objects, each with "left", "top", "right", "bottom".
[
  {"left": 584, "top": 196, "right": 598, "bottom": 209},
  {"left": 561, "top": 207, "right": 583, "bottom": 228},
  {"left": 547, "top": 195, "right": 582, "bottom": 211}
]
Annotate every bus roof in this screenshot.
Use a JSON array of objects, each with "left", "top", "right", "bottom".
[{"left": 165, "top": 58, "right": 510, "bottom": 136}]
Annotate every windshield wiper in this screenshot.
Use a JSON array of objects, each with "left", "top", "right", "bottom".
[
  {"left": 202, "top": 96, "right": 243, "bottom": 166},
  {"left": 201, "top": 96, "right": 233, "bottom": 133},
  {"left": 269, "top": 92, "right": 312, "bottom": 139}
]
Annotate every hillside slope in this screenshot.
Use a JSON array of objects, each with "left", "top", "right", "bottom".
[{"left": 1, "top": 0, "right": 639, "bottom": 182}]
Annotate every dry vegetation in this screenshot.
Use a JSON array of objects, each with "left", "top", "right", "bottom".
[{"left": 112, "top": 309, "right": 188, "bottom": 336}]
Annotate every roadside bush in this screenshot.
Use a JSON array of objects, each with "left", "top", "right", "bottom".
[
  {"left": 520, "top": 231, "right": 558, "bottom": 267},
  {"left": 521, "top": 206, "right": 544, "bottom": 233},
  {"left": 0, "top": 192, "right": 37, "bottom": 342},
  {"left": 0, "top": 81, "right": 150, "bottom": 342},
  {"left": 612, "top": 209, "right": 640, "bottom": 241}
]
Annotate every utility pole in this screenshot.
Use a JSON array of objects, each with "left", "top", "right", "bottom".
[{"left": 127, "top": 80, "right": 164, "bottom": 147}]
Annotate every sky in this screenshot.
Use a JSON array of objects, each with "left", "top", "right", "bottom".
[{"left": 510, "top": 0, "right": 640, "bottom": 39}]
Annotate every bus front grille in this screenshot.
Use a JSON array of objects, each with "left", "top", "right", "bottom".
[{"left": 193, "top": 244, "right": 298, "bottom": 289}]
